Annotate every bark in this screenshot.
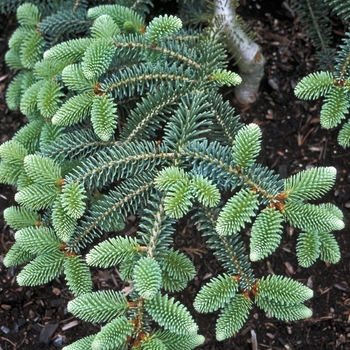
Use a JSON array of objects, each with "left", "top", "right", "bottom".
[{"left": 214, "top": 0, "right": 266, "bottom": 104}]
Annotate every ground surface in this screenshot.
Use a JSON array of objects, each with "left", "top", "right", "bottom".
[{"left": 1, "top": 1, "right": 350, "bottom": 349}]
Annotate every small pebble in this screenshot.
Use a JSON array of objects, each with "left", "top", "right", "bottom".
[
  {"left": 13, "top": 322, "right": 19, "bottom": 333},
  {"left": 268, "top": 78, "right": 279, "bottom": 90},
  {"left": 1, "top": 325, "right": 10, "bottom": 334},
  {"left": 17, "top": 318, "right": 27, "bottom": 327},
  {"left": 52, "top": 336, "right": 64, "bottom": 349}
]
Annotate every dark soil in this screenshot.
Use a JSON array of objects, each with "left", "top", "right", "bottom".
[{"left": 1, "top": 1, "right": 350, "bottom": 349}]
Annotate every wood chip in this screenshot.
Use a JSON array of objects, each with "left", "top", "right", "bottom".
[
  {"left": 121, "top": 285, "right": 133, "bottom": 295},
  {"left": 39, "top": 323, "right": 59, "bottom": 344},
  {"left": 266, "top": 111, "right": 274, "bottom": 120},
  {"left": 0, "top": 74, "right": 9, "bottom": 82},
  {"left": 251, "top": 329, "right": 258, "bottom": 350},
  {"left": 203, "top": 272, "right": 212, "bottom": 280},
  {"left": 61, "top": 320, "right": 79, "bottom": 331},
  {"left": 266, "top": 260, "right": 275, "bottom": 275},
  {"left": 307, "top": 275, "right": 314, "bottom": 289},
  {"left": 284, "top": 261, "right": 295, "bottom": 275},
  {"left": 338, "top": 334, "right": 346, "bottom": 343},
  {"left": 52, "top": 287, "right": 61, "bottom": 296}
]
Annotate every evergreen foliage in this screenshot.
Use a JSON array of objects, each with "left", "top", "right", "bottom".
[
  {"left": 216, "top": 188, "right": 258, "bottom": 236},
  {"left": 91, "top": 316, "right": 133, "bottom": 350},
  {"left": 292, "top": 1, "right": 350, "bottom": 147},
  {"left": 1, "top": 1, "right": 345, "bottom": 349},
  {"left": 215, "top": 294, "right": 252, "bottom": 341},
  {"left": 193, "top": 273, "right": 238, "bottom": 313},
  {"left": 67, "top": 290, "right": 128, "bottom": 322},
  {"left": 329, "top": 0, "right": 350, "bottom": 20},
  {"left": 133, "top": 256, "right": 162, "bottom": 299},
  {"left": 3, "top": 206, "right": 40, "bottom": 229},
  {"left": 255, "top": 275, "right": 313, "bottom": 321},
  {"left": 232, "top": 123, "right": 261, "bottom": 167},
  {"left": 291, "top": 0, "right": 332, "bottom": 53},
  {"left": 64, "top": 255, "right": 92, "bottom": 297},
  {"left": 296, "top": 230, "right": 320, "bottom": 267},
  {"left": 249, "top": 207, "right": 283, "bottom": 261},
  {"left": 145, "top": 293, "right": 199, "bottom": 335},
  {"left": 284, "top": 166, "right": 336, "bottom": 201}
]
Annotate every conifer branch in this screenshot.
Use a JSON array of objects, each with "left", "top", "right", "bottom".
[{"left": 1, "top": 2, "right": 345, "bottom": 348}]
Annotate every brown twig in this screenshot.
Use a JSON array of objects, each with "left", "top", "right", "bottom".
[
  {"left": 17, "top": 332, "right": 27, "bottom": 349},
  {"left": 1, "top": 336, "right": 17, "bottom": 349}
]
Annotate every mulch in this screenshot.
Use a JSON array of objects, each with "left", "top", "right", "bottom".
[{"left": 1, "top": 1, "right": 350, "bottom": 349}]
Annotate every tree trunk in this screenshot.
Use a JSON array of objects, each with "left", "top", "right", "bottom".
[{"left": 214, "top": 0, "right": 266, "bottom": 104}]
